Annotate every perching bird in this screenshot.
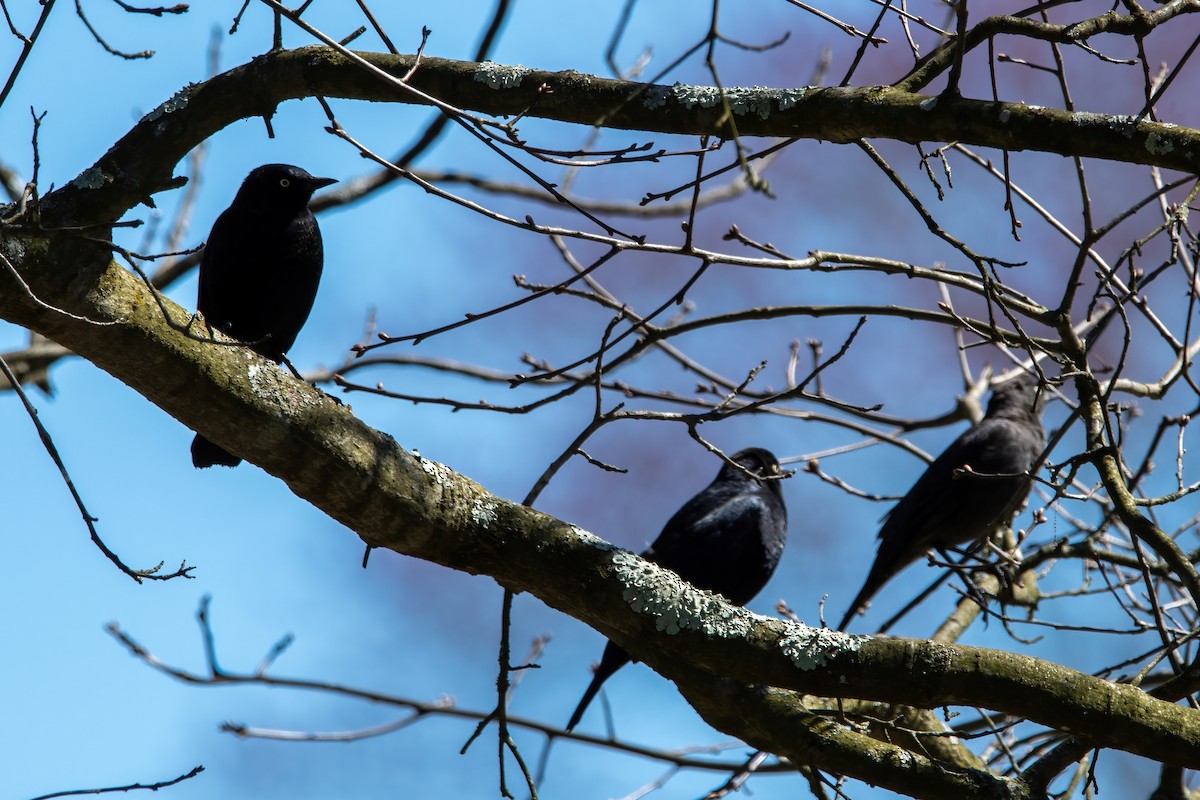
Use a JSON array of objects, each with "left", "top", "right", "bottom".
[
  {"left": 837, "top": 375, "right": 1047, "bottom": 631},
  {"left": 566, "top": 447, "right": 788, "bottom": 732},
  {"left": 190, "top": 164, "right": 336, "bottom": 469}
]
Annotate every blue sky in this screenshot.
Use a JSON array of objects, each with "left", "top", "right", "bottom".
[{"left": 2, "top": 2, "right": 1197, "bottom": 798}]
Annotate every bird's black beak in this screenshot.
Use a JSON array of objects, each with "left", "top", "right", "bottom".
[{"left": 310, "top": 176, "right": 338, "bottom": 190}]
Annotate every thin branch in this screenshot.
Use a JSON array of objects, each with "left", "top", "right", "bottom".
[
  {"left": 26, "top": 766, "right": 204, "bottom": 800},
  {"left": 0, "top": 354, "right": 194, "bottom": 583}
]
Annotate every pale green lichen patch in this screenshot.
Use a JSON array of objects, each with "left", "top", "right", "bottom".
[
  {"left": 569, "top": 525, "right": 620, "bottom": 551},
  {"left": 659, "top": 84, "right": 809, "bottom": 118},
  {"left": 245, "top": 362, "right": 320, "bottom": 414},
  {"left": 642, "top": 84, "right": 671, "bottom": 109},
  {"left": 1145, "top": 132, "right": 1175, "bottom": 155},
  {"left": 1073, "top": 111, "right": 1137, "bottom": 138},
  {"left": 1108, "top": 114, "right": 1138, "bottom": 138},
  {"left": 612, "top": 550, "right": 755, "bottom": 637},
  {"left": 681, "top": 83, "right": 772, "bottom": 119},
  {"left": 470, "top": 498, "right": 498, "bottom": 528},
  {"left": 779, "top": 623, "right": 862, "bottom": 671},
  {"left": 671, "top": 83, "right": 721, "bottom": 109},
  {"left": 245, "top": 362, "right": 273, "bottom": 397},
  {"left": 474, "top": 61, "right": 530, "bottom": 89},
  {"left": 417, "top": 454, "right": 453, "bottom": 485},
  {"left": 726, "top": 87, "right": 777, "bottom": 119},
  {"left": 560, "top": 70, "right": 592, "bottom": 88},
  {"left": 1071, "top": 111, "right": 1102, "bottom": 126},
  {"left": 143, "top": 86, "right": 191, "bottom": 123},
  {"left": 71, "top": 167, "right": 109, "bottom": 190},
  {"left": 776, "top": 88, "right": 808, "bottom": 110}
]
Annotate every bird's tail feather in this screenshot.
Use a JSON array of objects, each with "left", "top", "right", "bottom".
[
  {"left": 191, "top": 434, "right": 242, "bottom": 469},
  {"left": 565, "top": 674, "right": 605, "bottom": 733},
  {"left": 836, "top": 561, "right": 893, "bottom": 632}
]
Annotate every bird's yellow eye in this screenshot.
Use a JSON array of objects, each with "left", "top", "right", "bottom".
[{"left": 279, "top": 178, "right": 290, "bottom": 187}]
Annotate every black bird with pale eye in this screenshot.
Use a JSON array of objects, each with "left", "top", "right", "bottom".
[
  {"left": 837, "top": 375, "right": 1047, "bottom": 631},
  {"left": 190, "top": 164, "right": 337, "bottom": 469},
  {"left": 566, "top": 447, "right": 788, "bottom": 733}
]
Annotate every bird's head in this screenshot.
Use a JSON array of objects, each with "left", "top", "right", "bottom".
[
  {"left": 986, "top": 373, "right": 1048, "bottom": 419},
  {"left": 723, "top": 447, "right": 784, "bottom": 490},
  {"left": 234, "top": 164, "right": 337, "bottom": 215}
]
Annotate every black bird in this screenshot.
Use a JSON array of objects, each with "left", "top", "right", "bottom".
[
  {"left": 837, "top": 375, "right": 1047, "bottom": 631},
  {"left": 566, "top": 447, "right": 788, "bottom": 732},
  {"left": 190, "top": 164, "right": 336, "bottom": 469}
]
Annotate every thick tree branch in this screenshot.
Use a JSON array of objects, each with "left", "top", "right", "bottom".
[
  {"left": 42, "top": 46, "right": 1200, "bottom": 227},
  {"left": 8, "top": 38, "right": 1200, "bottom": 798},
  {"left": 675, "top": 675, "right": 1025, "bottom": 800},
  {"left": 1, "top": 228, "right": 1199, "bottom": 783}
]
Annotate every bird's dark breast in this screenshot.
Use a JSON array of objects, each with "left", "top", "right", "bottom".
[
  {"left": 930, "top": 430, "right": 1036, "bottom": 548},
  {"left": 666, "top": 515, "right": 779, "bottom": 605},
  {"left": 264, "top": 216, "right": 323, "bottom": 352},
  {"left": 969, "top": 419, "right": 1042, "bottom": 474},
  {"left": 715, "top": 534, "right": 777, "bottom": 606},
  {"left": 219, "top": 214, "right": 322, "bottom": 360},
  {"left": 937, "top": 474, "right": 1028, "bottom": 538}
]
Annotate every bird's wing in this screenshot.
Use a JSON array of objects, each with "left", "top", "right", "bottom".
[
  {"left": 880, "top": 418, "right": 1034, "bottom": 539},
  {"left": 645, "top": 488, "right": 763, "bottom": 565},
  {"left": 875, "top": 441, "right": 965, "bottom": 545},
  {"left": 961, "top": 417, "right": 1042, "bottom": 474},
  {"left": 644, "top": 488, "right": 783, "bottom": 604},
  {"left": 565, "top": 641, "right": 631, "bottom": 732},
  {"left": 196, "top": 210, "right": 245, "bottom": 330}
]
